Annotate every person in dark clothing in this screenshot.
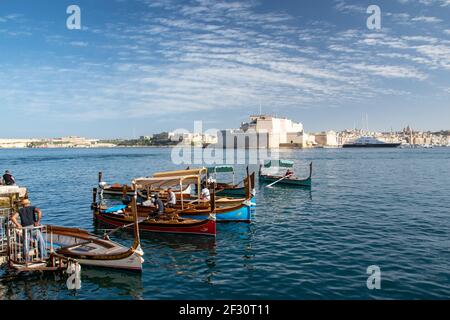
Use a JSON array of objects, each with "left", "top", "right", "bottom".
[
  {"left": 148, "top": 194, "right": 164, "bottom": 217},
  {"left": 2, "top": 170, "right": 16, "bottom": 186},
  {"left": 11, "top": 199, "right": 45, "bottom": 261}
]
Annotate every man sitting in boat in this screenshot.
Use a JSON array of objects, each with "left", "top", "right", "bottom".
[
  {"left": 10, "top": 199, "right": 45, "bottom": 261},
  {"left": 166, "top": 188, "right": 176, "bottom": 208},
  {"left": 201, "top": 184, "right": 211, "bottom": 202},
  {"left": 2, "top": 170, "right": 16, "bottom": 186},
  {"left": 148, "top": 193, "right": 165, "bottom": 217}
]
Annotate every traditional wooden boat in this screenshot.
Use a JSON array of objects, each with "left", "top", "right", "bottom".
[
  {"left": 133, "top": 171, "right": 255, "bottom": 222},
  {"left": 94, "top": 208, "right": 216, "bottom": 237},
  {"left": 207, "top": 166, "right": 256, "bottom": 198},
  {"left": 93, "top": 178, "right": 216, "bottom": 237},
  {"left": 46, "top": 197, "right": 144, "bottom": 272},
  {"left": 259, "top": 160, "right": 312, "bottom": 187}
]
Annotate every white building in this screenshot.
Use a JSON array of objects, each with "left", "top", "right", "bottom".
[
  {"left": 314, "top": 131, "right": 338, "bottom": 147},
  {"left": 169, "top": 132, "right": 218, "bottom": 146},
  {"left": 218, "top": 115, "right": 307, "bottom": 149}
]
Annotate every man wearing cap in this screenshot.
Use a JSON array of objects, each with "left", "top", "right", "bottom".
[
  {"left": 153, "top": 193, "right": 165, "bottom": 215},
  {"left": 11, "top": 199, "right": 45, "bottom": 261},
  {"left": 147, "top": 193, "right": 165, "bottom": 218},
  {"left": 2, "top": 170, "right": 16, "bottom": 186}
]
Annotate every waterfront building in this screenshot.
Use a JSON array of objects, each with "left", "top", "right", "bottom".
[
  {"left": 169, "top": 132, "right": 218, "bottom": 146},
  {"left": 314, "top": 131, "right": 338, "bottom": 147},
  {"left": 218, "top": 115, "right": 306, "bottom": 149}
]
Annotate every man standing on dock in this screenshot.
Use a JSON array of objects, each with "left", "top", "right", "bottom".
[
  {"left": 2, "top": 170, "right": 16, "bottom": 186},
  {"left": 10, "top": 199, "right": 45, "bottom": 261}
]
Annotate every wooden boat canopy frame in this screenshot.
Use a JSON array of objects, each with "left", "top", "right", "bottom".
[
  {"left": 133, "top": 174, "right": 203, "bottom": 210},
  {"left": 264, "top": 160, "right": 295, "bottom": 168},
  {"left": 207, "top": 166, "right": 236, "bottom": 185},
  {"left": 152, "top": 168, "right": 207, "bottom": 178}
]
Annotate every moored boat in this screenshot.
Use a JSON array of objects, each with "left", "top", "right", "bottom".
[
  {"left": 93, "top": 177, "right": 217, "bottom": 236},
  {"left": 207, "top": 166, "right": 256, "bottom": 198},
  {"left": 46, "top": 195, "right": 144, "bottom": 272},
  {"left": 94, "top": 208, "right": 216, "bottom": 237},
  {"left": 133, "top": 171, "right": 255, "bottom": 222}
]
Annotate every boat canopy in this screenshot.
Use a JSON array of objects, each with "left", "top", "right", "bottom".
[
  {"left": 207, "top": 166, "right": 234, "bottom": 174},
  {"left": 133, "top": 175, "right": 201, "bottom": 189},
  {"left": 264, "top": 160, "right": 294, "bottom": 168},
  {"left": 153, "top": 168, "right": 207, "bottom": 178}
]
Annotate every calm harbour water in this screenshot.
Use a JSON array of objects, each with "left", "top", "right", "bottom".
[{"left": 0, "top": 147, "right": 449, "bottom": 300}]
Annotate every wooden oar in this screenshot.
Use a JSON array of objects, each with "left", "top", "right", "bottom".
[
  {"left": 106, "top": 217, "right": 150, "bottom": 237},
  {"left": 265, "top": 174, "right": 292, "bottom": 188}
]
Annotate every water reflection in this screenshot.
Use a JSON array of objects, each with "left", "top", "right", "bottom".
[
  {"left": 257, "top": 183, "right": 313, "bottom": 200},
  {"left": 81, "top": 268, "right": 144, "bottom": 300},
  {"left": 0, "top": 269, "right": 67, "bottom": 300}
]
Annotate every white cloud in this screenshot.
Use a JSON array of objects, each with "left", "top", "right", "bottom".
[
  {"left": 70, "top": 41, "right": 89, "bottom": 47},
  {"left": 411, "top": 16, "right": 443, "bottom": 23},
  {"left": 1, "top": 0, "right": 448, "bottom": 123},
  {"left": 348, "top": 63, "right": 428, "bottom": 80}
]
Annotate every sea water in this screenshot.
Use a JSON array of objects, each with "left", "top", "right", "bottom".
[{"left": 0, "top": 147, "right": 449, "bottom": 300}]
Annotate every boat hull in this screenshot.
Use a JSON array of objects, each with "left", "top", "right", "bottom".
[
  {"left": 73, "top": 254, "right": 143, "bottom": 271},
  {"left": 259, "top": 175, "right": 312, "bottom": 187},
  {"left": 94, "top": 211, "right": 216, "bottom": 237},
  {"left": 343, "top": 143, "right": 401, "bottom": 148},
  {"left": 46, "top": 225, "right": 144, "bottom": 272},
  {"left": 181, "top": 202, "right": 253, "bottom": 222}
]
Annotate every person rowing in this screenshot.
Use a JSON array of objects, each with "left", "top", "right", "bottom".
[{"left": 285, "top": 169, "right": 294, "bottom": 178}]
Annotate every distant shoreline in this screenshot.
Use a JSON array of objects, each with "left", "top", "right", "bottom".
[{"left": 0, "top": 145, "right": 448, "bottom": 151}]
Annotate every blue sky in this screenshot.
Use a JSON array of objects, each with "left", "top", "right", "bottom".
[{"left": 0, "top": 0, "right": 449, "bottom": 138}]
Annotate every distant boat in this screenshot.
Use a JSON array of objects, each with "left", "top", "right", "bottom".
[
  {"left": 259, "top": 160, "right": 312, "bottom": 188},
  {"left": 343, "top": 136, "right": 401, "bottom": 148}
]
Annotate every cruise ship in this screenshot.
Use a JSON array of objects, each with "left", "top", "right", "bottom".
[{"left": 343, "top": 136, "right": 401, "bottom": 148}]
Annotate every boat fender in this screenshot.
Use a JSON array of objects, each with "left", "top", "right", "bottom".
[
  {"left": 98, "top": 182, "right": 108, "bottom": 189},
  {"left": 243, "top": 200, "right": 253, "bottom": 207},
  {"left": 134, "top": 244, "right": 144, "bottom": 257}
]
